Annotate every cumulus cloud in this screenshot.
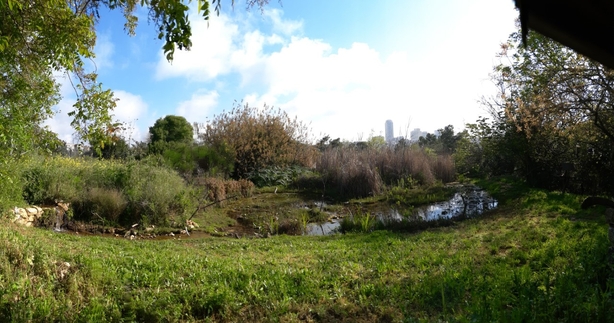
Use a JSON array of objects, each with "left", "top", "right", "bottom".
[
  {"left": 93, "top": 34, "right": 115, "bottom": 70},
  {"left": 112, "top": 90, "right": 149, "bottom": 141},
  {"left": 175, "top": 90, "right": 219, "bottom": 123},
  {"left": 155, "top": 14, "right": 240, "bottom": 81},
  {"left": 155, "top": 3, "right": 516, "bottom": 140},
  {"left": 264, "top": 9, "right": 303, "bottom": 36}
]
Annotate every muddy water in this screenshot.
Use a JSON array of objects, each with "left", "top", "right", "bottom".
[{"left": 306, "top": 185, "right": 497, "bottom": 235}]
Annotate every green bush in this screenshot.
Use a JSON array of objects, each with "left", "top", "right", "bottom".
[
  {"left": 78, "top": 187, "right": 127, "bottom": 224},
  {"left": 0, "top": 159, "right": 26, "bottom": 211},
  {"left": 20, "top": 156, "right": 195, "bottom": 225},
  {"left": 248, "top": 165, "right": 312, "bottom": 187}
]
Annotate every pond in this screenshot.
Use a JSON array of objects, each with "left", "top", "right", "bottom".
[{"left": 306, "top": 184, "right": 498, "bottom": 235}]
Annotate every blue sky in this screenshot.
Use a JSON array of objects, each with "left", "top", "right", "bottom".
[{"left": 47, "top": 0, "right": 519, "bottom": 144}]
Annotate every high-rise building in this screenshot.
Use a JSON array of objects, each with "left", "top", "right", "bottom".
[
  {"left": 385, "top": 120, "right": 394, "bottom": 142},
  {"left": 410, "top": 128, "right": 428, "bottom": 142}
]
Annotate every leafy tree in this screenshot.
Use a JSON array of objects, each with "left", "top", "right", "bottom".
[
  {"left": 418, "top": 125, "right": 462, "bottom": 154},
  {"left": 97, "top": 137, "right": 131, "bottom": 159},
  {"left": 149, "top": 115, "right": 194, "bottom": 145},
  {"left": 477, "top": 28, "right": 614, "bottom": 193},
  {"left": 316, "top": 135, "right": 341, "bottom": 151},
  {"left": 0, "top": 0, "right": 271, "bottom": 157}
]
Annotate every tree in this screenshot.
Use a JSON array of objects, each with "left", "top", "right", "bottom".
[
  {"left": 417, "top": 125, "right": 462, "bottom": 155},
  {"left": 148, "top": 115, "right": 194, "bottom": 154},
  {"left": 480, "top": 28, "right": 614, "bottom": 193},
  {"left": 0, "top": 0, "right": 272, "bottom": 158}
]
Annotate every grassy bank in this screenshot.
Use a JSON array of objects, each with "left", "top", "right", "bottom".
[{"left": 1, "top": 179, "right": 613, "bottom": 322}]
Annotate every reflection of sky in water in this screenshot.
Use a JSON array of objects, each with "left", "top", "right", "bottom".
[
  {"left": 380, "top": 190, "right": 498, "bottom": 222},
  {"left": 306, "top": 221, "right": 340, "bottom": 235},
  {"left": 307, "top": 186, "right": 498, "bottom": 236}
]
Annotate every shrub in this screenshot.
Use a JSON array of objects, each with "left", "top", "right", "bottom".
[
  {"left": 20, "top": 156, "right": 195, "bottom": 225},
  {"left": 194, "top": 177, "right": 255, "bottom": 206},
  {"left": 248, "top": 165, "right": 313, "bottom": 188},
  {"left": 75, "top": 187, "right": 127, "bottom": 224},
  {"left": 0, "top": 159, "right": 26, "bottom": 211},
  {"left": 199, "top": 102, "right": 316, "bottom": 178}
]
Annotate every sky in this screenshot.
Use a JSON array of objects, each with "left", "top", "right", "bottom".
[{"left": 47, "top": 0, "right": 519, "bottom": 144}]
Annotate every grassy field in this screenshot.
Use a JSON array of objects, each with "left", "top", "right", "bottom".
[{"left": 1, "top": 178, "right": 613, "bottom": 322}]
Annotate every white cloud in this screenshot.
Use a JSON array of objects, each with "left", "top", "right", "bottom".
[
  {"left": 112, "top": 90, "right": 148, "bottom": 141},
  {"left": 113, "top": 90, "right": 147, "bottom": 122},
  {"left": 155, "top": 14, "right": 239, "bottom": 81},
  {"left": 176, "top": 91, "right": 219, "bottom": 123},
  {"left": 263, "top": 9, "right": 303, "bottom": 36},
  {"left": 93, "top": 34, "right": 115, "bottom": 70},
  {"left": 153, "top": 3, "right": 516, "bottom": 141}
]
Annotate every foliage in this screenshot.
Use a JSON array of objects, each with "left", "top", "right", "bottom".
[
  {"left": 20, "top": 156, "right": 195, "bottom": 225},
  {"left": 0, "top": 0, "right": 271, "bottom": 192},
  {"left": 248, "top": 165, "right": 312, "bottom": 187},
  {"left": 455, "top": 116, "right": 524, "bottom": 178},
  {"left": 386, "top": 182, "right": 454, "bottom": 207},
  {"left": 199, "top": 102, "right": 316, "bottom": 179},
  {"left": 418, "top": 125, "right": 464, "bottom": 155},
  {"left": 149, "top": 115, "right": 194, "bottom": 149},
  {"left": 0, "top": 159, "right": 26, "bottom": 211},
  {"left": 472, "top": 28, "right": 614, "bottom": 194},
  {"left": 315, "top": 135, "right": 341, "bottom": 151},
  {"left": 96, "top": 136, "right": 131, "bottom": 160}
]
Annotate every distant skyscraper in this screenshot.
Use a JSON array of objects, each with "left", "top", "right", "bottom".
[
  {"left": 385, "top": 120, "right": 394, "bottom": 142},
  {"left": 410, "top": 128, "right": 428, "bottom": 142}
]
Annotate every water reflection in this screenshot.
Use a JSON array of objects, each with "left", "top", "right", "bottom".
[{"left": 306, "top": 185, "right": 497, "bottom": 236}]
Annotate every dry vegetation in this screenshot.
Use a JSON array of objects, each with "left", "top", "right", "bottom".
[
  {"left": 317, "top": 145, "right": 456, "bottom": 198},
  {"left": 199, "top": 102, "right": 318, "bottom": 178}
]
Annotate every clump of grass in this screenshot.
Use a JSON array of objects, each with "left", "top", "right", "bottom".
[
  {"left": 277, "top": 218, "right": 302, "bottom": 235},
  {"left": 317, "top": 145, "right": 456, "bottom": 199},
  {"left": 317, "top": 147, "right": 384, "bottom": 198},
  {"left": 74, "top": 187, "right": 127, "bottom": 225},
  {"left": 340, "top": 209, "right": 375, "bottom": 233}
]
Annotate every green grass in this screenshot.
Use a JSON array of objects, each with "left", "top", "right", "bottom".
[{"left": 1, "top": 178, "right": 613, "bottom": 322}]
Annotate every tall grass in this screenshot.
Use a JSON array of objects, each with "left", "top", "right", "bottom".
[{"left": 317, "top": 145, "right": 456, "bottom": 198}]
